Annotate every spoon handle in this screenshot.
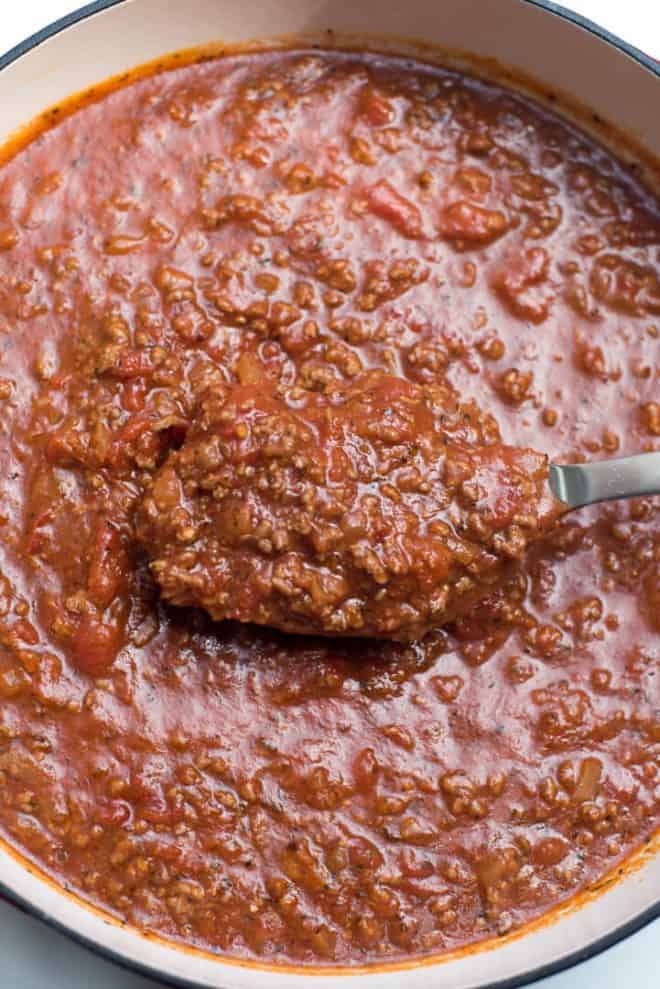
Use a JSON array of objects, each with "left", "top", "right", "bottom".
[{"left": 549, "top": 451, "right": 660, "bottom": 509}]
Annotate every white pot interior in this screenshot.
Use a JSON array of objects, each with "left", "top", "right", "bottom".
[{"left": 0, "top": 2, "right": 658, "bottom": 987}]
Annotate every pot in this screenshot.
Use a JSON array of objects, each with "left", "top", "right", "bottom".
[{"left": 0, "top": 2, "right": 658, "bottom": 987}]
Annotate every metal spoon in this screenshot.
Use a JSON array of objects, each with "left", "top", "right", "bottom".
[{"left": 549, "top": 451, "right": 660, "bottom": 509}]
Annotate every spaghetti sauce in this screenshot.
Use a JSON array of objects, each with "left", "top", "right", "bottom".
[{"left": 0, "top": 49, "right": 657, "bottom": 964}]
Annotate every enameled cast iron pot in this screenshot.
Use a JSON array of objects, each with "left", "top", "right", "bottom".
[{"left": 0, "top": 1, "right": 658, "bottom": 986}]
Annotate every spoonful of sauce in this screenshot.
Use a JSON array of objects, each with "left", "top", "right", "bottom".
[{"left": 137, "top": 371, "right": 658, "bottom": 642}]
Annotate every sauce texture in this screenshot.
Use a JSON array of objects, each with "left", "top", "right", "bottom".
[
  {"left": 0, "top": 49, "right": 657, "bottom": 965},
  {"left": 137, "top": 371, "right": 557, "bottom": 640}
]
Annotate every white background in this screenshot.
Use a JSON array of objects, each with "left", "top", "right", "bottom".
[{"left": 0, "top": 2, "right": 658, "bottom": 987}]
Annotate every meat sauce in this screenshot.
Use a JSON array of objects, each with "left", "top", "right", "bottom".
[
  {"left": 137, "top": 371, "right": 558, "bottom": 640},
  {"left": 0, "top": 49, "right": 657, "bottom": 965}
]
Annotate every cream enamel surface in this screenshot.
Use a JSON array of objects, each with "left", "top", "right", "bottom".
[{"left": 3, "top": 0, "right": 659, "bottom": 61}]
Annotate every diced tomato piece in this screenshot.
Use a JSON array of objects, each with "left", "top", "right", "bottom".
[
  {"left": 364, "top": 180, "right": 423, "bottom": 239},
  {"left": 71, "top": 614, "right": 122, "bottom": 676},
  {"left": 87, "top": 522, "right": 127, "bottom": 609}
]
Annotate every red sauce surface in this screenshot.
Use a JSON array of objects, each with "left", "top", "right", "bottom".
[{"left": 0, "top": 49, "right": 657, "bottom": 965}]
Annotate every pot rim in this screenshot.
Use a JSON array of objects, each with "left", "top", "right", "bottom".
[{"left": 0, "top": 2, "right": 658, "bottom": 987}]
